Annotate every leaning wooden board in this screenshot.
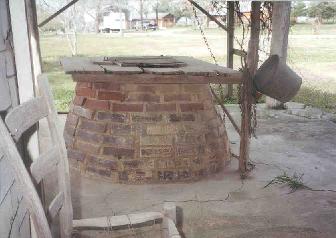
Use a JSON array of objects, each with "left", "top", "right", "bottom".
[{"left": 61, "top": 56, "right": 242, "bottom": 84}]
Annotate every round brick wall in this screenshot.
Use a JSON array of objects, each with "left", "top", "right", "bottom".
[{"left": 64, "top": 82, "right": 231, "bottom": 183}]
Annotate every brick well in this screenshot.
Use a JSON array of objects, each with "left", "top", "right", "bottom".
[{"left": 62, "top": 56, "right": 242, "bottom": 183}]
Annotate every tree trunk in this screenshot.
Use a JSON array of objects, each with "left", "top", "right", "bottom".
[
  {"left": 266, "top": 1, "right": 291, "bottom": 109},
  {"left": 140, "top": 0, "right": 144, "bottom": 30},
  {"left": 239, "top": 1, "right": 261, "bottom": 175}
]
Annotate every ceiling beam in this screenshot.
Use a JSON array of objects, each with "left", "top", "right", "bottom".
[{"left": 38, "top": 0, "right": 79, "bottom": 28}]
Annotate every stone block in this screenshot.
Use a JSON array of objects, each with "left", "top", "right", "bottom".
[
  {"left": 123, "top": 160, "right": 142, "bottom": 169},
  {"left": 285, "top": 102, "right": 305, "bottom": 109},
  {"left": 177, "top": 145, "right": 199, "bottom": 157},
  {"left": 65, "top": 113, "right": 79, "bottom": 126}
]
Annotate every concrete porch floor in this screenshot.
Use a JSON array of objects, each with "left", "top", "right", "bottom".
[{"left": 42, "top": 104, "right": 336, "bottom": 238}]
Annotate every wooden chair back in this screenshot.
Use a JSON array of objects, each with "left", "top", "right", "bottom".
[{"left": 0, "top": 75, "right": 73, "bottom": 238}]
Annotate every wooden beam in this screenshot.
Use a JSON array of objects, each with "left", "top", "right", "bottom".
[
  {"left": 187, "top": 0, "right": 227, "bottom": 32},
  {"left": 266, "top": 1, "right": 291, "bottom": 109},
  {"left": 239, "top": 1, "right": 261, "bottom": 175},
  {"left": 38, "top": 0, "right": 79, "bottom": 28},
  {"left": 232, "top": 48, "right": 247, "bottom": 58},
  {"left": 226, "top": 1, "right": 235, "bottom": 97}
]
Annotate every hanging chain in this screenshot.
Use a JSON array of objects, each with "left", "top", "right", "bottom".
[{"left": 192, "top": 5, "right": 218, "bottom": 65}]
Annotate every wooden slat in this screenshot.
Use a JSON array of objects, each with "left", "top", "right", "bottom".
[
  {"left": 143, "top": 67, "right": 183, "bottom": 75},
  {"left": 38, "top": 75, "right": 73, "bottom": 238},
  {"left": 48, "top": 192, "right": 64, "bottom": 220},
  {"left": 0, "top": 119, "right": 52, "bottom": 238},
  {"left": 101, "top": 64, "right": 143, "bottom": 74},
  {"left": 72, "top": 73, "right": 242, "bottom": 85},
  {"left": 73, "top": 212, "right": 163, "bottom": 231},
  {"left": 30, "top": 146, "right": 60, "bottom": 184},
  {"left": 5, "top": 96, "right": 48, "bottom": 141},
  {"left": 61, "top": 57, "right": 105, "bottom": 74}
]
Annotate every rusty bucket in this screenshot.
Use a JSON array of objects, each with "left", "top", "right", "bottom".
[{"left": 253, "top": 54, "right": 302, "bottom": 103}]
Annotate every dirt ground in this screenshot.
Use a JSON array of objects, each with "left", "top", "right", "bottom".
[{"left": 42, "top": 104, "right": 336, "bottom": 238}]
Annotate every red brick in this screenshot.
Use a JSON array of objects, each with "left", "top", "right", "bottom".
[
  {"left": 103, "top": 135, "right": 134, "bottom": 147},
  {"left": 136, "top": 85, "right": 156, "bottom": 93},
  {"left": 84, "top": 99, "right": 109, "bottom": 110},
  {"left": 109, "top": 124, "right": 132, "bottom": 135},
  {"left": 112, "top": 103, "right": 143, "bottom": 112},
  {"left": 65, "top": 113, "right": 79, "bottom": 126},
  {"left": 93, "top": 83, "right": 121, "bottom": 91},
  {"left": 127, "top": 93, "right": 160, "bottom": 103},
  {"left": 131, "top": 114, "right": 162, "bottom": 123},
  {"left": 180, "top": 103, "right": 204, "bottom": 112},
  {"left": 79, "top": 119, "right": 106, "bottom": 133},
  {"left": 164, "top": 94, "right": 191, "bottom": 102},
  {"left": 96, "top": 112, "right": 127, "bottom": 122},
  {"left": 87, "top": 155, "right": 118, "bottom": 170},
  {"left": 76, "top": 87, "right": 95, "bottom": 98},
  {"left": 97, "top": 91, "right": 125, "bottom": 101},
  {"left": 103, "top": 147, "right": 134, "bottom": 159},
  {"left": 141, "top": 146, "right": 173, "bottom": 158},
  {"left": 87, "top": 166, "right": 111, "bottom": 177},
  {"left": 169, "top": 114, "right": 195, "bottom": 122},
  {"left": 123, "top": 160, "right": 141, "bottom": 169},
  {"left": 76, "top": 129, "right": 104, "bottom": 143},
  {"left": 74, "top": 141, "right": 100, "bottom": 154},
  {"left": 76, "top": 82, "right": 92, "bottom": 88},
  {"left": 146, "top": 103, "right": 176, "bottom": 112},
  {"left": 73, "top": 96, "right": 86, "bottom": 106},
  {"left": 67, "top": 149, "right": 85, "bottom": 161}
]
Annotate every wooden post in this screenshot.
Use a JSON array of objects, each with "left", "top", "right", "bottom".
[
  {"left": 226, "top": 1, "right": 235, "bottom": 97},
  {"left": 266, "top": 1, "right": 291, "bottom": 109},
  {"left": 239, "top": 1, "right": 261, "bottom": 175}
]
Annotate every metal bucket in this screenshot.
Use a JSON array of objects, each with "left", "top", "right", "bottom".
[{"left": 253, "top": 55, "right": 302, "bottom": 103}]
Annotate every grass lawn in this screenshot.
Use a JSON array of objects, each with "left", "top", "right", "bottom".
[{"left": 39, "top": 24, "right": 336, "bottom": 113}]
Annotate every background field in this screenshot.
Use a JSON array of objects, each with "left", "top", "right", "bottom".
[{"left": 39, "top": 24, "right": 336, "bottom": 112}]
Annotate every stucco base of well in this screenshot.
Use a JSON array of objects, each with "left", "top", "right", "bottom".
[{"left": 64, "top": 82, "right": 231, "bottom": 183}]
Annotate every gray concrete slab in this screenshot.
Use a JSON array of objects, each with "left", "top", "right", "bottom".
[{"left": 43, "top": 105, "right": 336, "bottom": 238}]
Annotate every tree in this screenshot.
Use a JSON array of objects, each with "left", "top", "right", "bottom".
[
  {"left": 308, "top": 2, "right": 336, "bottom": 22},
  {"left": 292, "top": 2, "right": 307, "bottom": 17}
]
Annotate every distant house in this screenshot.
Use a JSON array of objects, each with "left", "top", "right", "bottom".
[
  {"left": 100, "top": 12, "right": 128, "bottom": 32},
  {"left": 176, "top": 17, "right": 193, "bottom": 26},
  {"left": 131, "top": 12, "right": 176, "bottom": 29}
]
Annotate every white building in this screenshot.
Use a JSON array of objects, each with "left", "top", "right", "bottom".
[{"left": 100, "top": 12, "right": 127, "bottom": 32}]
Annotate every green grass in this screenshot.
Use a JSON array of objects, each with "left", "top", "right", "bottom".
[{"left": 39, "top": 24, "right": 336, "bottom": 112}]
